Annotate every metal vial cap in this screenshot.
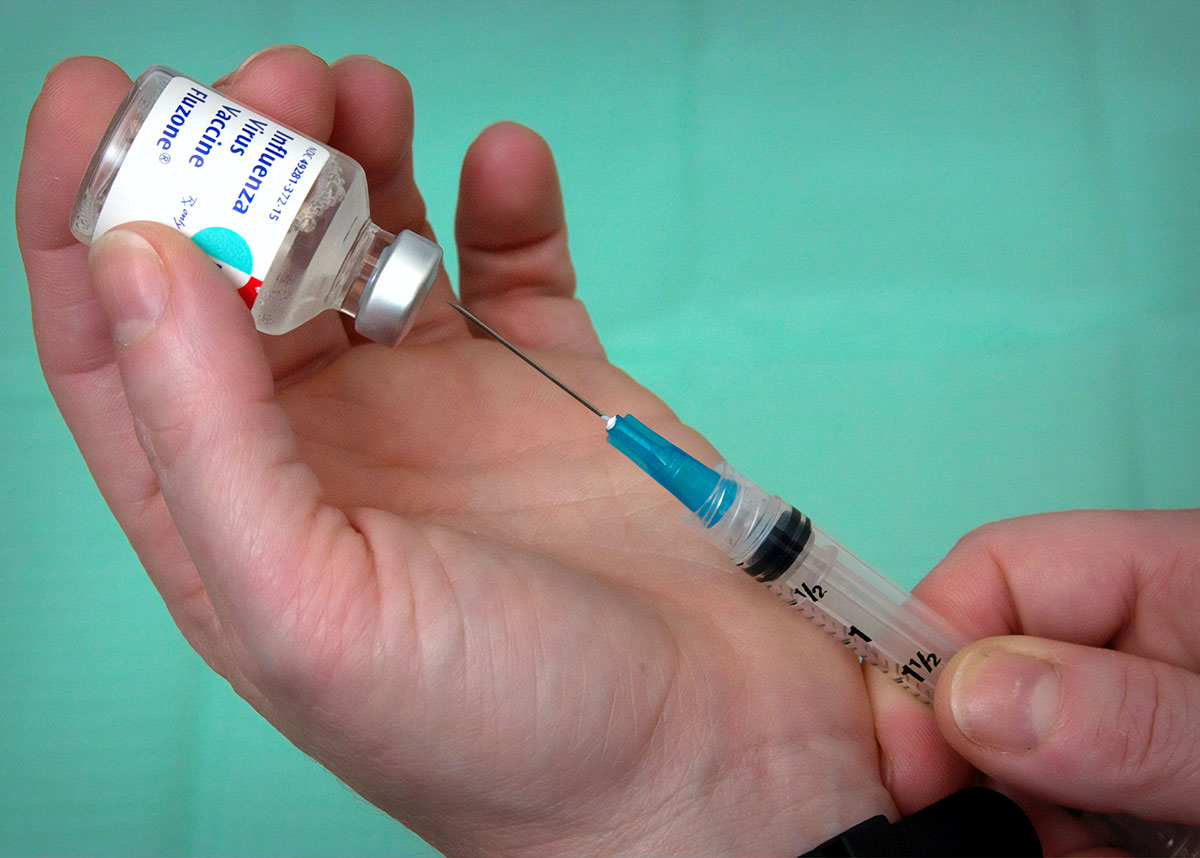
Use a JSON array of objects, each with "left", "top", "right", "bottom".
[{"left": 354, "top": 230, "right": 442, "bottom": 347}]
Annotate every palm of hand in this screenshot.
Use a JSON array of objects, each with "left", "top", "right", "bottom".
[
  {"left": 269, "top": 338, "right": 888, "bottom": 854},
  {"left": 19, "top": 49, "right": 894, "bottom": 855}
]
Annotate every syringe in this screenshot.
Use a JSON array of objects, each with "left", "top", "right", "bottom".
[
  {"left": 605, "top": 413, "right": 962, "bottom": 703},
  {"left": 449, "top": 303, "right": 1200, "bottom": 856}
]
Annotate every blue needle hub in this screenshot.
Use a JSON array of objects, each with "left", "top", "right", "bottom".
[{"left": 605, "top": 414, "right": 736, "bottom": 524}]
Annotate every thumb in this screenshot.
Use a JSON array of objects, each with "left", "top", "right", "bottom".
[
  {"left": 89, "top": 224, "right": 363, "bottom": 684},
  {"left": 935, "top": 636, "right": 1200, "bottom": 825}
]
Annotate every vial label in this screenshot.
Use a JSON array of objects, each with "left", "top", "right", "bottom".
[{"left": 94, "top": 75, "right": 331, "bottom": 307}]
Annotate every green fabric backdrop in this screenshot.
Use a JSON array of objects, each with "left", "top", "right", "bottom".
[{"left": 2, "top": 2, "right": 1197, "bottom": 855}]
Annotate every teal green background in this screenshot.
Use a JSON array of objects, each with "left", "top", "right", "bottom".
[{"left": 2, "top": 2, "right": 1198, "bottom": 855}]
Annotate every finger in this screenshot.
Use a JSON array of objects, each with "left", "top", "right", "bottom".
[
  {"left": 212, "top": 45, "right": 359, "bottom": 372},
  {"left": 20, "top": 57, "right": 129, "bottom": 378},
  {"left": 864, "top": 667, "right": 976, "bottom": 815},
  {"left": 328, "top": 55, "right": 423, "bottom": 237},
  {"left": 217, "top": 45, "right": 336, "bottom": 141},
  {"left": 88, "top": 222, "right": 370, "bottom": 692},
  {"left": 455, "top": 122, "right": 602, "bottom": 358},
  {"left": 936, "top": 635, "right": 1200, "bottom": 825},
  {"left": 18, "top": 59, "right": 183, "bottom": 568},
  {"left": 912, "top": 510, "right": 1200, "bottom": 667},
  {"left": 867, "top": 672, "right": 1133, "bottom": 856},
  {"left": 327, "top": 54, "right": 457, "bottom": 342}
]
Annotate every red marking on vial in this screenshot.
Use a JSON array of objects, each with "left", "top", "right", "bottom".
[{"left": 238, "top": 276, "right": 263, "bottom": 308}]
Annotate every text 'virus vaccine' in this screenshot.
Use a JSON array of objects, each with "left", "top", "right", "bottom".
[{"left": 71, "top": 66, "right": 442, "bottom": 346}]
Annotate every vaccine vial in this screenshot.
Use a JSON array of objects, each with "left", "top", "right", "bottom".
[{"left": 71, "top": 65, "right": 442, "bottom": 347}]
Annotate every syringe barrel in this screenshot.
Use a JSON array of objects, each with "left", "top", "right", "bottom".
[
  {"left": 692, "top": 463, "right": 966, "bottom": 703},
  {"left": 783, "top": 526, "right": 966, "bottom": 703}
]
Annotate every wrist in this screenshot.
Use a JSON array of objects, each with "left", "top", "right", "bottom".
[{"left": 575, "top": 741, "right": 897, "bottom": 856}]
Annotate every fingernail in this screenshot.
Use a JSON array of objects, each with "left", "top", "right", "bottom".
[
  {"left": 949, "top": 645, "right": 1061, "bottom": 752},
  {"left": 330, "top": 53, "right": 382, "bottom": 71},
  {"left": 214, "top": 44, "right": 310, "bottom": 87},
  {"left": 89, "top": 229, "right": 168, "bottom": 348}
]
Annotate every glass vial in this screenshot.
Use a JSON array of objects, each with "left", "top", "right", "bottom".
[{"left": 71, "top": 66, "right": 442, "bottom": 347}]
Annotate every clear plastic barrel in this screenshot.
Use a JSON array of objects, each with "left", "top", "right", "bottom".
[{"left": 692, "top": 463, "right": 965, "bottom": 703}]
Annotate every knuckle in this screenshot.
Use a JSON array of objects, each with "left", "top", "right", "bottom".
[
  {"left": 944, "top": 519, "right": 1010, "bottom": 565},
  {"left": 1109, "top": 662, "right": 1193, "bottom": 790},
  {"left": 134, "top": 409, "right": 193, "bottom": 473},
  {"left": 1112, "top": 666, "right": 1165, "bottom": 779},
  {"left": 131, "top": 383, "right": 211, "bottom": 472}
]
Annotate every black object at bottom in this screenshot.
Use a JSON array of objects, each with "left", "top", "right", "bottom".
[{"left": 801, "top": 787, "right": 1041, "bottom": 857}]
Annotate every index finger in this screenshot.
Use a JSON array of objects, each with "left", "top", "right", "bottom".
[
  {"left": 18, "top": 57, "right": 158, "bottom": 535},
  {"left": 19, "top": 57, "right": 130, "bottom": 377},
  {"left": 869, "top": 508, "right": 1200, "bottom": 821},
  {"left": 326, "top": 54, "right": 458, "bottom": 341},
  {"left": 915, "top": 509, "right": 1200, "bottom": 668}
]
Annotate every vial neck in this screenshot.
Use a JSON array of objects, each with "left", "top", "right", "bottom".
[{"left": 339, "top": 222, "right": 396, "bottom": 317}]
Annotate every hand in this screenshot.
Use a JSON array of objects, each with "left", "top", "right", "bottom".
[
  {"left": 870, "top": 510, "right": 1200, "bottom": 855},
  {"left": 18, "top": 47, "right": 896, "bottom": 855}
]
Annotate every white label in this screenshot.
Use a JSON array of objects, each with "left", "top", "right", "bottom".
[{"left": 94, "top": 75, "right": 330, "bottom": 307}]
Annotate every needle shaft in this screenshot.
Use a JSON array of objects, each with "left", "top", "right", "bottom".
[{"left": 449, "top": 303, "right": 606, "bottom": 419}]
